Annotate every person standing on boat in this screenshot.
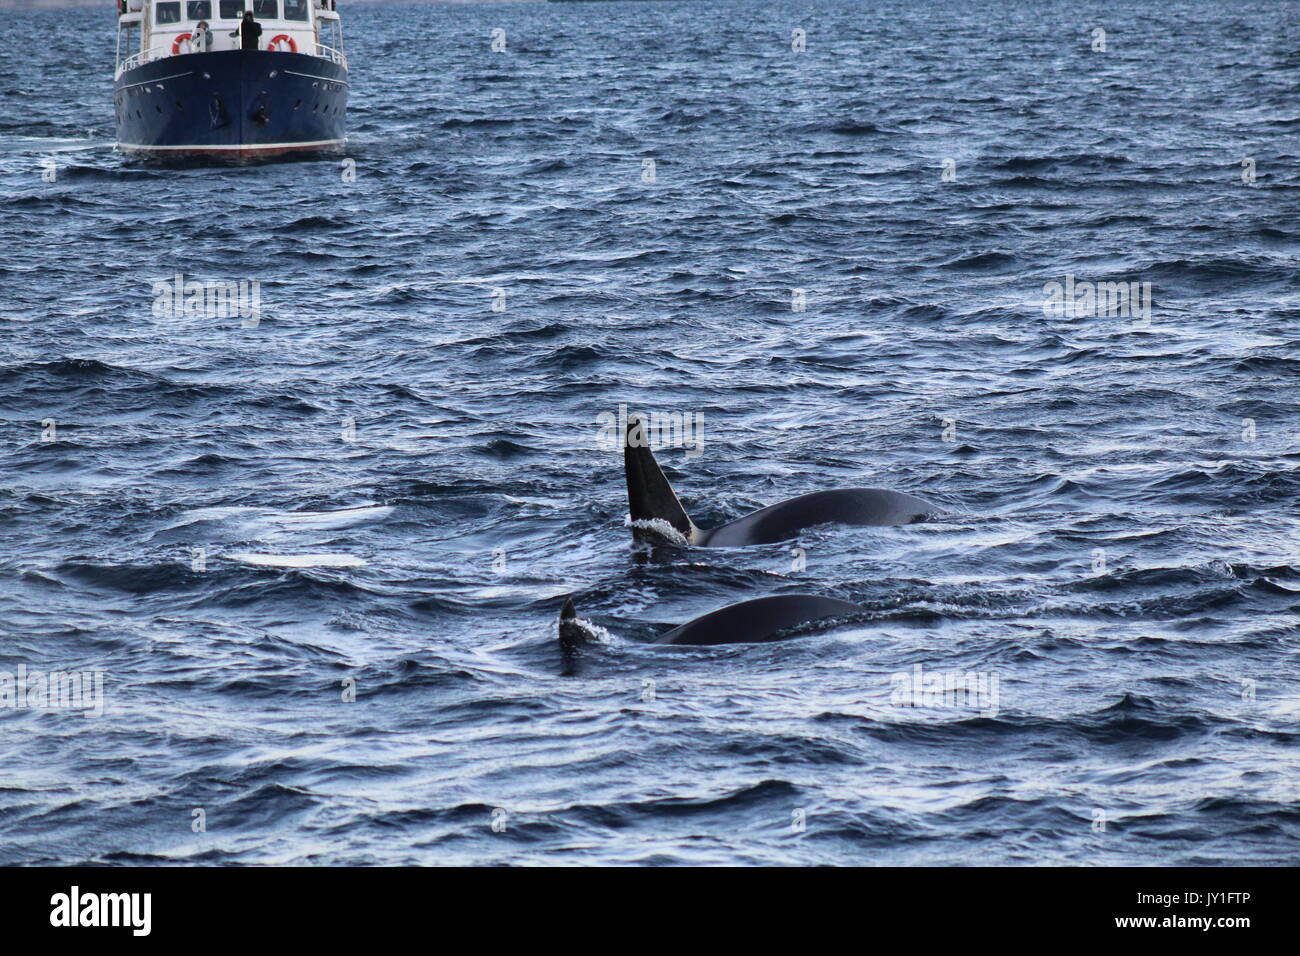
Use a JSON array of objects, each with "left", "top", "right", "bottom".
[
  {"left": 230, "top": 10, "right": 263, "bottom": 50},
  {"left": 191, "top": 20, "right": 213, "bottom": 53}
]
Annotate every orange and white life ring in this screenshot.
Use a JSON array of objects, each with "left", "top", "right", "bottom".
[
  {"left": 267, "top": 34, "right": 298, "bottom": 53},
  {"left": 171, "top": 32, "right": 192, "bottom": 55}
]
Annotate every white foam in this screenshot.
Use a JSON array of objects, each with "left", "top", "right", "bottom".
[
  {"left": 258, "top": 504, "right": 393, "bottom": 528},
  {"left": 163, "top": 505, "right": 261, "bottom": 529},
  {"left": 571, "top": 618, "right": 613, "bottom": 644},
  {"left": 625, "top": 516, "right": 689, "bottom": 546}
]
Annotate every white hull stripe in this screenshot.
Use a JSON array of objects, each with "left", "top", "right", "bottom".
[
  {"left": 284, "top": 70, "right": 350, "bottom": 86},
  {"left": 118, "top": 139, "right": 345, "bottom": 152},
  {"left": 118, "top": 71, "right": 194, "bottom": 91}
]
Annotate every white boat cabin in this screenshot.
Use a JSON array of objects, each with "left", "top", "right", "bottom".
[{"left": 116, "top": 0, "right": 345, "bottom": 76}]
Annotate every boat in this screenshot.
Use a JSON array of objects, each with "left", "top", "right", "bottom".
[{"left": 113, "top": 0, "right": 348, "bottom": 161}]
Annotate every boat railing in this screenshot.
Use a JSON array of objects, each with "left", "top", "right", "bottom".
[
  {"left": 315, "top": 43, "right": 348, "bottom": 69},
  {"left": 117, "top": 47, "right": 159, "bottom": 75},
  {"left": 117, "top": 42, "right": 348, "bottom": 78}
]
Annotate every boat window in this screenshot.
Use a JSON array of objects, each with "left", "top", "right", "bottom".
[
  {"left": 155, "top": 1, "right": 182, "bottom": 24},
  {"left": 284, "top": 0, "right": 309, "bottom": 21},
  {"left": 253, "top": 0, "right": 278, "bottom": 17},
  {"left": 187, "top": 1, "right": 212, "bottom": 19},
  {"left": 218, "top": 0, "right": 244, "bottom": 18}
]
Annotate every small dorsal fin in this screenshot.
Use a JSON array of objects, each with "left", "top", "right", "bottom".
[{"left": 558, "top": 596, "right": 585, "bottom": 649}]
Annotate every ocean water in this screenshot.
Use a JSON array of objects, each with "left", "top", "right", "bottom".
[{"left": 1, "top": 0, "right": 1298, "bottom": 866}]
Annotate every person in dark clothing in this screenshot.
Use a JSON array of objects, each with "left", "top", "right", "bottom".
[{"left": 230, "top": 11, "right": 262, "bottom": 50}]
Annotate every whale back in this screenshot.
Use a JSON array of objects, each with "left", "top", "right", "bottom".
[
  {"left": 698, "top": 488, "right": 934, "bottom": 547},
  {"left": 654, "top": 594, "right": 864, "bottom": 646}
]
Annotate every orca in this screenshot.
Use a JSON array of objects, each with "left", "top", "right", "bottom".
[
  {"left": 559, "top": 593, "right": 864, "bottom": 648},
  {"left": 622, "top": 413, "right": 937, "bottom": 546}
]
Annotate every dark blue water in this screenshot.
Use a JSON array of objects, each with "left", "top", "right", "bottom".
[{"left": 2, "top": 0, "right": 1299, "bottom": 865}]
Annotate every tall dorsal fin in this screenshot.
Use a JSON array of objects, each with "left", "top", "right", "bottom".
[{"left": 623, "top": 413, "right": 698, "bottom": 544}]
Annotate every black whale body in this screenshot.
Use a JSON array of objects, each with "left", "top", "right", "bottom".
[
  {"left": 558, "top": 594, "right": 865, "bottom": 648},
  {"left": 622, "top": 413, "right": 936, "bottom": 547}
]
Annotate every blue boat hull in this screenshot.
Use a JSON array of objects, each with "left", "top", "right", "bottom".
[{"left": 115, "top": 49, "right": 347, "bottom": 161}]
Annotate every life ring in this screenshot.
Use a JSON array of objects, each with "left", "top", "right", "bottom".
[
  {"left": 171, "top": 32, "right": 192, "bottom": 55},
  {"left": 267, "top": 34, "right": 298, "bottom": 53}
]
